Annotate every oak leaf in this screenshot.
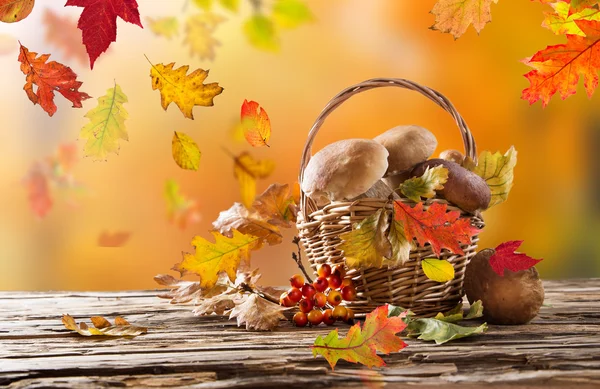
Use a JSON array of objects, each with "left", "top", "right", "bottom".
[
  {"left": 97, "top": 231, "right": 131, "bottom": 247},
  {"left": 0, "top": 0, "right": 34, "bottom": 23},
  {"left": 184, "top": 13, "right": 226, "bottom": 60},
  {"left": 339, "top": 208, "right": 392, "bottom": 269},
  {"left": 399, "top": 165, "right": 449, "bottom": 202},
  {"left": 430, "top": 0, "right": 499, "bottom": 39},
  {"left": 80, "top": 83, "right": 129, "bottom": 161},
  {"left": 229, "top": 294, "right": 287, "bottom": 331},
  {"left": 312, "top": 305, "right": 407, "bottom": 369},
  {"left": 164, "top": 179, "right": 201, "bottom": 229},
  {"left": 233, "top": 152, "right": 276, "bottom": 208},
  {"left": 43, "top": 9, "right": 88, "bottom": 66},
  {"left": 172, "top": 131, "right": 201, "bottom": 171},
  {"left": 489, "top": 240, "right": 543, "bottom": 276},
  {"left": 155, "top": 274, "right": 203, "bottom": 304},
  {"left": 212, "top": 202, "right": 282, "bottom": 246},
  {"left": 244, "top": 14, "right": 279, "bottom": 51},
  {"left": 149, "top": 61, "right": 223, "bottom": 119},
  {"left": 241, "top": 99, "right": 271, "bottom": 147},
  {"left": 62, "top": 314, "right": 147, "bottom": 337},
  {"left": 147, "top": 16, "right": 179, "bottom": 39},
  {"left": 272, "top": 0, "right": 314, "bottom": 29},
  {"left": 252, "top": 183, "right": 297, "bottom": 227},
  {"left": 66, "top": 0, "right": 143, "bottom": 69},
  {"left": 18, "top": 43, "right": 91, "bottom": 117},
  {"left": 421, "top": 258, "right": 455, "bottom": 282},
  {"left": 471, "top": 146, "right": 516, "bottom": 207}
]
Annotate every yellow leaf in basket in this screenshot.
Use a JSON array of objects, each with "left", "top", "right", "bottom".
[
  {"left": 339, "top": 208, "right": 392, "bottom": 269},
  {"left": 422, "top": 258, "right": 455, "bottom": 283},
  {"left": 172, "top": 131, "right": 201, "bottom": 171},
  {"left": 471, "top": 146, "right": 517, "bottom": 208},
  {"left": 398, "top": 165, "right": 449, "bottom": 203}
]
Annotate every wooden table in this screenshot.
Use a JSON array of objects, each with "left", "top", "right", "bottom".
[{"left": 1, "top": 279, "right": 599, "bottom": 388}]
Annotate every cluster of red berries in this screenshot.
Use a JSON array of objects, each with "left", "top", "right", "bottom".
[{"left": 280, "top": 264, "right": 357, "bottom": 327}]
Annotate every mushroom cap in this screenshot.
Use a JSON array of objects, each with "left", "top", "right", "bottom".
[
  {"left": 301, "top": 139, "right": 389, "bottom": 204},
  {"left": 374, "top": 125, "right": 437, "bottom": 175},
  {"left": 439, "top": 149, "right": 465, "bottom": 165}
]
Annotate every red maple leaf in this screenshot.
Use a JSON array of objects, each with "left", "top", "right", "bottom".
[
  {"left": 489, "top": 240, "right": 543, "bottom": 276},
  {"left": 66, "top": 0, "right": 143, "bottom": 69},
  {"left": 522, "top": 20, "right": 600, "bottom": 106},
  {"left": 18, "top": 43, "right": 91, "bottom": 116},
  {"left": 393, "top": 201, "right": 480, "bottom": 257}
]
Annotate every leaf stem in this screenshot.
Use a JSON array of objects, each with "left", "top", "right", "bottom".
[{"left": 292, "top": 236, "right": 312, "bottom": 283}]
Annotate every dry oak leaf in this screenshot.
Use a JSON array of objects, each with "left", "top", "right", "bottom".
[
  {"left": 471, "top": 146, "right": 517, "bottom": 207},
  {"left": 147, "top": 16, "right": 179, "bottom": 39},
  {"left": 0, "top": 0, "right": 34, "bottom": 23},
  {"left": 62, "top": 314, "right": 147, "bottom": 337},
  {"left": 18, "top": 43, "right": 91, "bottom": 117},
  {"left": 252, "top": 183, "right": 297, "bottom": 227},
  {"left": 149, "top": 61, "right": 223, "bottom": 119},
  {"left": 154, "top": 274, "right": 203, "bottom": 304},
  {"left": 233, "top": 152, "right": 276, "bottom": 208},
  {"left": 312, "top": 304, "right": 407, "bottom": 369},
  {"left": 229, "top": 293, "right": 286, "bottom": 331},
  {"left": 66, "top": 0, "right": 143, "bottom": 69},
  {"left": 172, "top": 131, "right": 201, "bottom": 171},
  {"left": 489, "top": 240, "right": 543, "bottom": 276},
  {"left": 212, "top": 202, "right": 282, "bottom": 246},
  {"left": 164, "top": 179, "right": 201, "bottom": 229},
  {"left": 43, "top": 9, "right": 88, "bottom": 66},
  {"left": 430, "top": 0, "right": 499, "bottom": 39},
  {"left": 80, "top": 83, "right": 129, "bottom": 161},
  {"left": 542, "top": 1, "right": 600, "bottom": 36},
  {"left": 22, "top": 164, "right": 52, "bottom": 218},
  {"left": 339, "top": 208, "right": 392, "bottom": 270},
  {"left": 97, "top": 231, "right": 131, "bottom": 247},
  {"left": 173, "top": 229, "right": 261, "bottom": 289},
  {"left": 184, "top": 13, "right": 226, "bottom": 61},
  {"left": 522, "top": 20, "right": 600, "bottom": 106},
  {"left": 241, "top": 99, "right": 271, "bottom": 147}
]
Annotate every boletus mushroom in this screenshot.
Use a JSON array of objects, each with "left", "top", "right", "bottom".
[
  {"left": 411, "top": 159, "right": 491, "bottom": 213},
  {"left": 439, "top": 149, "right": 465, "bottom": 165},
  {"left": 302, "top": 139, "right": 389, "bottom": 205},
  {"left": 464, "top": 249, "right": 544, "bottom": 325}
]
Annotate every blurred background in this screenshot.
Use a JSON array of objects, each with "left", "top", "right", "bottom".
[{"left": 0, "top": 0, "right": 598, "bottom": 291}]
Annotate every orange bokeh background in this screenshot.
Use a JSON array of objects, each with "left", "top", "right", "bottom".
[{"left": 1, "top": 1, "right": 598, "bottom": 291}]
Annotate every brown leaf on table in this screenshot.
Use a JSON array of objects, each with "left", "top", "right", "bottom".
[
  {"left": 252, "top": 183, "right": 297, "bottom": 227},
  {"left": 97, "top": 231, "right": 131, "bottom": 247},
  {"left": 62, "top": 314, "right": 147, "bottom": 337},
  {"left": 43, "top": 9, "right": 88, "bottom": 66},
  {"left": 193, "top": 291, "right": 239, "bottom": 316},
  {"left": 213, "top": 203, "right": 282, "bottom": 246},
  {"left": 155, "top": 274, "right": 203, "bottom": 304},
  {"left": 233, "top": 152, "right": 275, "bottom": 208},
  {"left": 229, "top": 293, "right": 287, "bottom": 331}
]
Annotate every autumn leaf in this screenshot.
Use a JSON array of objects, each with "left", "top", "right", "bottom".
[
  {"left": 184, "top": 13, "right": 226, "bottom": 61},
  {"left": 164, "top": 179, "right": 201, "bottom": 229},
  {"left": 244, "top": 14, "right": 279, "bottom": 51},
  {"left": 147, "top": 16, "right": 179, "bottom": 39},
  {"left": 406, "top": 316, "right": 486, "bottom": 344},
  {"left": 430, "top": 0, "right": 499, "bottom": 39},
  {"left": 312, "top": 305, "right": 407, "bottom": 370},
  {"left": 62, "top": 314, "right": 147, "bottom": 337},
  {"left": 272, "top": 0, "right": 313, "bottom": 29},
  {"left": 339, "top": 208, "right": 392, "bottom": 269},
  {"left": 534, "top": 0, "right": 598, "bottom": 14},
  {"left": 229, "top": 294, "right": 287, "bottom": 331},
  {"left": 212, "top": 203, "right": 283, "bottom": 246},
  {"left": 155, "top": 274, "right": 203, "bottom": 304},
  {"left": 422, "top": 258, "right": 455, "bottom": 282},
  {"left": 394, "top": 201, "right": 480, "bottom": 257},
  {"left": 252, "top": 183, "right": 297, "bottom": 227},
  {"left": 0, "top": 0, "right": 34, "bottom": 23},
  {"left": 388, "top": 217, "right": 413, "bottom": 266},
  {"left": 42, "top": 9, "right": 88, "bottom": 66},
  {"left": 471, "top": 146, "right": 516, "bottom": 207},
  {"left": 489, "top": 240, "right": 543, "bottom": 276},
  {"left": 173, "top": 229, "right": 261, "bottom": 289},
  {"left": 233, "top": 152, "right": 276, "bottom": 208},
  {"left": 66, "top": 0, "right": 143, "bottom": 69},
  {"left": 172, "top": 131, "right": 201, "bottom": 171},
  {"left": 18, "top": 43, "right": 91, "bottom": 117},
  {"left": 97, "top": 231, "right": 131, "bottom": 247},
  {"left": 542, "top": 1, "right": 600, "bottom": 36},
  {"left": 80, "top": 83, "right": 129, "bottom": 161},
  {"left": 193, "top": 0, "right": 240, "bottom": 11},
  {"left": 465, "top": 300, "right": 484, "bottom": 319},
  {"left": 241, "top": 100, "right": 271, "bottom": 147},
  {"left": 22, "top": 164, "right": 52, "bottom": 218},
  {"left": 399, "top": 165, "right": 449, "bottom": 202},
  {"left": 149, "top": 59, "right": 223, "bottom": 119}
]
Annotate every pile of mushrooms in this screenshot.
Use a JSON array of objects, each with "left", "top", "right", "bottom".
[{"left": 302, "top": 125, "right": 491, "bottom": 213}]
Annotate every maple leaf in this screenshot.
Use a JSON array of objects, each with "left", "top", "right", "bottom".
[
  {"left": 471, "top": 146, "right": 517, "bottom": 207},
  {"left": 97, "top": 231, "right": 131, "bottom": 247},
  {"left": 62, "top": 314, "right": 147, "bottom": 337},
  {"left": 252, "top": 183, "right": 297, "bottom": 227},
  {"left": 430, "top": 0, "right": 499, "bottom": 39},
  {"left": 312, "top": 305, "right": 407, "bottom": 370},
  {"left": 272, "top": 0, "right": 314, "bottom": 29},
  {"left": 66, "top": 0, "right": 143, "bottom": 69},
  {"left": 172, "top": 131, "right": 201, "bottom": 171},
  {"left": 184, "top": 13, "right": 226, "bottom": 61},
  {"left": 147, "top": 16, "right": 179, "bottom": 39},
  {"left": 229, "top": 294, "right": 287, "bottom": 331},
  {"left": 534, "top": 0, "right": 598, "bottom": 15},
  {"left": 522, "top": 20, "right": 600, "bottom": 106},
  {"left": 421, "top": 258, "right": 455, "bottom": 282},
  {"left": 399, "top": 165, "right": 449, "bottom": 203},
  {"left": 212, "top": 203, "right": 282, "bottom": 246},
  {"left": 43, "top": 9, "right": 88, "bottom": 66},
  {"left": 489, "top": 240, "right": 543, "bottom": 276},
  {"left": 339, "top": 208, "right": 392, "bottom": 269},
  {"left": 241, "top": 99, "right": 271, "bottom": 147},
  {"left": 164, "top": 179, "right": 201, "bottom": 229},
  {"left": 149, "top": 60, "right": 223, "bottom": 119},
  {"left": 0, "top": 0, "right": 34, "bottom": 23},
  {"left": 394, "top": 201, "right": 480, "bottom": 257},
  {"left": 22, "top": 163, "right": 52, "bottom": 218},
  {"left": 542, "top": 1, "right": 600, "bottom": 36},
  {"left": 244, "top": 14, "right": 279, "bottom": 51},
  {"left": 173, "top": 229, "right": 261, "bottom": 289},
  {"left": 18, "top": 43, "right": 91, "bottom": 117},
  {"left": 233, "top": 152, "right": 276, "bottom": 208},
  {"left": 80, "top": 83, "right": 129, "bottom": 161}
]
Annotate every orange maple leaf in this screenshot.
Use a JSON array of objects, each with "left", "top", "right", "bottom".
[
  {"left": 393, "top": 201, "right": 480, "bottom": 257},
  {"left": 522, "top": 20, "right": 600, "bottom": 106},
  {"left": 43, "top": 9, "right": 88, "bottom": 67},
  {"left": 241, "top": 100, "right": 271, "bottom": 147}
]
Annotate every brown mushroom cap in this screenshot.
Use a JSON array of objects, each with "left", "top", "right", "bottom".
[
  {"left": 374, "top": 125, "right": 437, "bottom": 175},
  {"left": 302, "top": 139, "right": 389, "bottom": 205},
  {"left": 439, "top": 149, "right": 465, "bottom": 165},
  {"left": 411, "top": 159, "right": 491, "bottom": 213},
  {"left": 464, "top": 249, "right": 545, "bottom": 325}
]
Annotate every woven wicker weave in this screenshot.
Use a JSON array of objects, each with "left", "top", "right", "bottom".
[{"left": 296, "top": 78, "right": 485, "bottom": 317}]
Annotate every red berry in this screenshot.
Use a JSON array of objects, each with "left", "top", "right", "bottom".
[
  {"left": 344, "top": 308, "right": 355, "bottom": 323},
  {"left": 323, "top": 309, "right": 336, "bottom": 326},
  {"left": 299, "top": 298, "right": 314, "bottom": 313},
  {"left": 341, "top": 279, "right": 354, "bottom": 288},
  {"left": 313, "top": 292, "right": 327, "bottom": 308},
  {"left": 289, "top": 274, "right": 304, "bottom": 289},
  {"left": 332, "top": 305, "right": 348, "bottom": 320},
  {"left": 307, "top": 310, "right": 323, "bottom": 326},
  {"left": 317, "top": 264, "right": 331, "bottom": 278},
  {"left": 328, "top": 273, "right": 342, "bottom": 289},
  {"left": 293, "top": 312, "right": 308, "bottom": 327},
  {"left": 279, "top": 292, "right": 295, "bottom": 307},
  {"left": 327, "top": 290, "right": 342, "bottom": 306},
  {"left": 332, "top": 264, "right": 346, "bottom": 279},
  {"left": 287, "top": 287, "right": 302, "bottom": 304},
  {"left": 313, "top": 276, "right": 328, "bottom": 292},
  {"left": 341, "top": 285, "right": 357, "bottom": 301},
  {"left": 301, "top": 283, "right": 317, "bottom": 299}
]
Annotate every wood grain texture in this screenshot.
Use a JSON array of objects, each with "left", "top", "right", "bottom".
[{"left": 1, "top": 280, "right": 599, "bottom": 388}]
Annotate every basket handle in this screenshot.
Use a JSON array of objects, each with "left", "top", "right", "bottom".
[{"left": 298, "top": 78, "right": 477, "bottom": 220}]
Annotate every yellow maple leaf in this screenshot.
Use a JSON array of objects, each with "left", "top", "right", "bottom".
[
  {"left": 149, "top": 59, "right": 223, "bottom": 119},
  {"left": 79, "top": 83, "right": 129, "bottom": 161},
  {"left": 184, "top": 13, "right": 226, "bottom": 60},
  {"left": 146, "top": 16, "right": 179, "bottom": 39},
  {"left": 430, "top": 0, "right": 499, "bottom": 39},
  {"left": 172, "top": 131, "right": 201, "bottom": 170},
  {"left": 173, "top": 229, "right": 261, "bottom": 289},
  {"left": 233, "top": 152, "right": 275, "bottom": 208}
]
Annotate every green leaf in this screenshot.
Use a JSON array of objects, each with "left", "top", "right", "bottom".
[
  {"left": 244, "top": 14, "right": 279, "bottom": 51},
  {"left": 434, "top": 305, "right": 464, "bottom": 323},
  {"left": 387, "top": 304, "right": 407, "bottom": 318},
  {"left": 339, "top": 208, "right": 392, "bottom": 269},
  {"left": 219, "top": 0, "right": 239, "bottom": 12},
  {"left": 272, "top": 0, "right": 313, "bottom": 29},
  {"left": 172, "top": 131, "right": 201, "bottom": 171},
  {"left": 407, "top": 318, "right": 487, "bottom": 344},
  {"left": 421, "top": 258, "right": 455, "bottom": 283},
  {"left": 465, "top": 300, "right": 484, "bottom": 320},
  {"left": 398, "top": 165, "right": 449, "bottom": 203},
  {"left": 471, "top": 146, "right": 517, "bottom": 208}
]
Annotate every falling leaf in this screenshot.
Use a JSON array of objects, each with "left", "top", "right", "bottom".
[
  {"left": 229, "top": 294, "right": 287, "bottom": 331},
  {"left": 213, "top": 203, "right": 282, "bottom": 246},
  {"left": 192, "top": 0, "right": 212, "bottom": 10},
  {"left": 430, "top": 0, "right": 499, "bottom": 39},
  {"left": 149, "top": 60, "right": 223, "bottom": 119},
  {"left": 421, "top": 258, "right": 455, "bottom": 282},
  {"left": 399, "top": 165, "right": 449, "bottom": 202},
  {"left": 241, "top": 99, "right": 271, "bottom": 147},
  {"left": 339, "top": 208, "right": 392, "bottom": 269},
  {"left": 489, "top": 240, "right": 543, "bottom": 276},
  {"left": 272, "top": 0, "right": 313, "bottom": 29},
  {"left": 218, "top": 0, "right": 239, "bottom": 12},
  {"left": 80, "top": 83, "right": 129, "bottom": 161},
  {"left": 173, "top": 229, "right": 261, "bottom": 289},
  {"left": 184, "top": 13, "right": 226, "bottom": 60},
  {"left": 147, "top": 16, "right": 179, "bottom": 39},
  {"left": 522, "top": 20, "right": 600, "bottom": 106},
  {"left": 394, "top": 201, "right": 480, "bottom": 257},
  {"left": 542, "top": 1, "right": 600, "bottom": 36},
  {"left": 471, "top": 146, "right": 516, "bottom": 207},
  {"left": 0, "top": 0, "right": 34, "bottom": 23},
  {"left": 22, "top": 164, "right": 52, "bottom": 218},
  {"left": 62, "top": 314, "right": 147, "bottom": 337},
  {"left": 172, "top": 131, "right": 201, "bottom": 171},
  {"left": 233, "top": 152, "right": 276, "bottom": 208},
  {"left": 252, "top": 183, "right": 297, "bottom": 227},
  {"left": 164, "top": 179, "right": 201, "bottom": 229},
  {"left": 230, "top": 121, "right": 246, "bottom": 143},
  {"left": 66, "top": 0, "right": 143, "bottom": 69},
  {"left": 0, "top": 33, "right": 15, "bottom": 55},
  {"left": 18, "top": 43, "right": 91, "bottom": 117},
  {"left": 97, "top": 231, "right": 131, "bottom": 247},
  {"left": 43, "top": 9, "right": 88, "bottom": 66},
  {"left": 244, "top": 14, "right": 279, "bottom": 51},
  {"left": 312, "top": 305, "right": 407, "bottom": 370},
  {"left": 405, "top": 317, "right": 487, "bottom": 344}
]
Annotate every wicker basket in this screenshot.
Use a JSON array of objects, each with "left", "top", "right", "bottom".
[{"left": 296, "top": 78, "right": 485, "bottom": 317}]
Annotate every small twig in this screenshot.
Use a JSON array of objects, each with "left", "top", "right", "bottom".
[
  {"left": 292, "top": 236, "right": 313, "bottom": 283},
  {"left": 238, "top": 283, "right": 279, "bottom": 305}
]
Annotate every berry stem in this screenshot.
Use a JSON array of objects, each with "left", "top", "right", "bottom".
[
  {"left": 292, "top": 236, "right": 313, "bottom": 283},
  {"left": 238, "top": 282, "right": 279, "bottom": 305}
]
